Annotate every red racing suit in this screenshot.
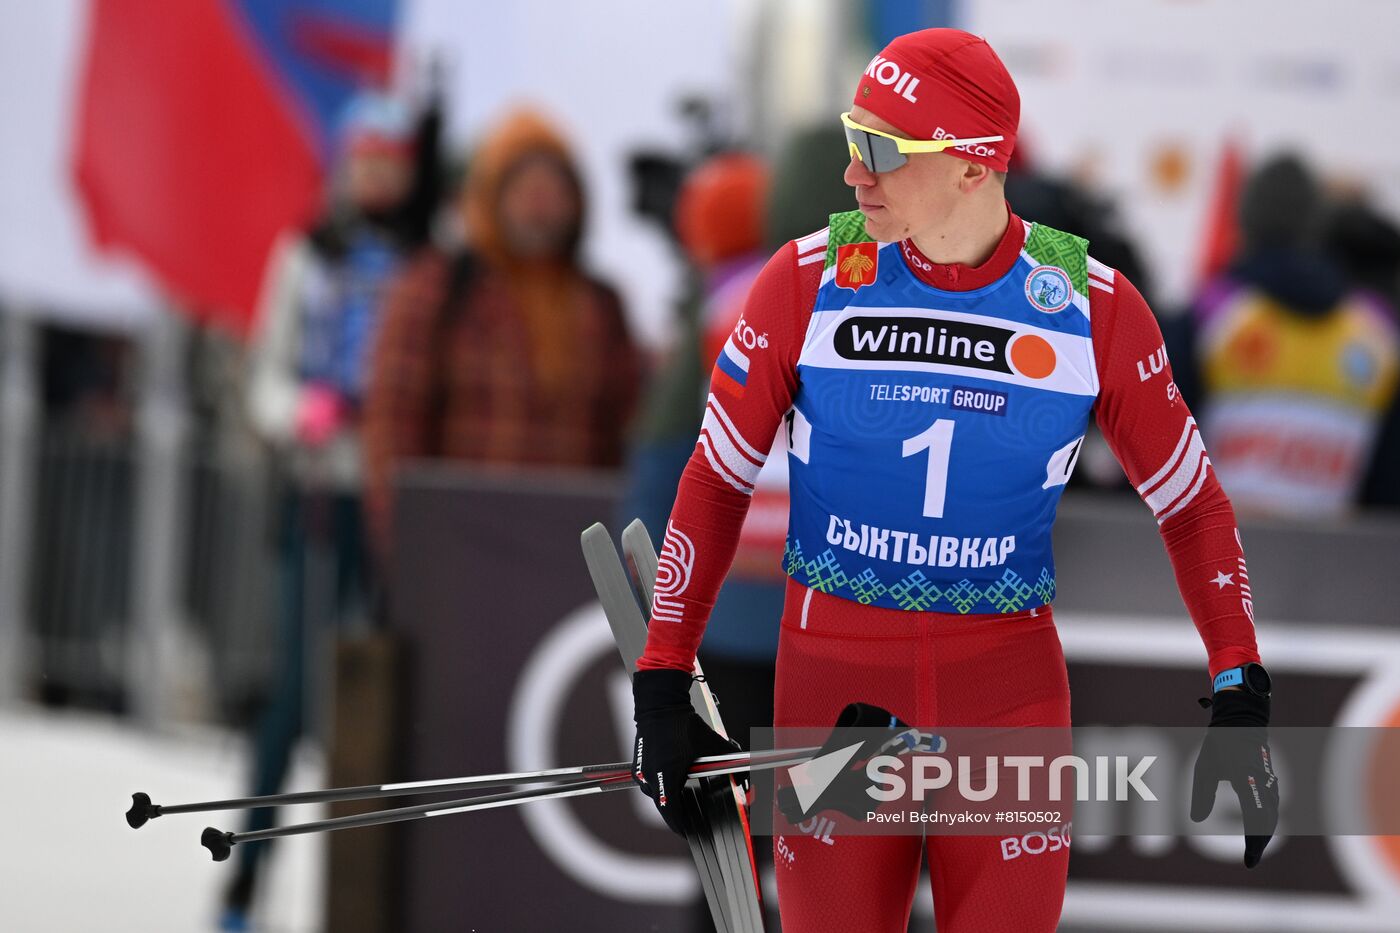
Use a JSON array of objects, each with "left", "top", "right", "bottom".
[{"left": 637, "top": 207, "right": 1262, "bottom": 932}]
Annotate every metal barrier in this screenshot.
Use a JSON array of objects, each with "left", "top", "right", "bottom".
[
  {"left": 19, "top": 423, "right": 281, "bottom": 722},
  {"left": 29, "top": 424, "right": 134, "bottom": 708},
  {"left": 0, "top": 313, "right": 282, "bottom": 726}
]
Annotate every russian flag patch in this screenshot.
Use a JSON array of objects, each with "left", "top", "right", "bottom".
[{"left": 714, "top": 335, "right": 750, "bottom": 395}]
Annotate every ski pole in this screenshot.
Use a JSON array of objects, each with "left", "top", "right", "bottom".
[
  {"left": 200, "top": 774, "right": 633, "bottom": 861},
  {"left": 127, "top": 758, "right": 635, "bottom": 829},
  {"left": 195, "top": 746, "right": 820, "bottom": 861},
  {"left": 133, "top": 745, "right": 820, "bottom": 829}
]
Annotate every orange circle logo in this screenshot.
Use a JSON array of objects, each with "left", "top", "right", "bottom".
[{"left": 1010, "top": 334, "right": 1057, "bottom": 379}]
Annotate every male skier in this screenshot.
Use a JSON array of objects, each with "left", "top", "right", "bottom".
[{"left": 630, "top": 28, "right": 1275, "bottom": 932}]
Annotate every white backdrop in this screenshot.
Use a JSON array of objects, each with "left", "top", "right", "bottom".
[{"left": 0, "top": 0, "right": 160, "bottom": 330}]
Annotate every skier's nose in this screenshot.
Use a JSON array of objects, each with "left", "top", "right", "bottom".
[{"left": 844, "top": 154, "right": 877, "bottom": 188}]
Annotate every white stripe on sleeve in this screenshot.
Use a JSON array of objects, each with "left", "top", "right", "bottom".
[
  {"left": 1136, "top": 419, "right": 1197, "bottom": 494},
  {"left": 722, "top": 337, "right": 750, "bottom": 373},
  {"left": 706, "top": 394, "right": 767, "bottom": 463},
  {"left": 1158, "top": 454, "right": 1212, "bottom": 523},
  {"left": 1141, "top": 426, "right": 1208, "bottom": 518},
  {"left": 1087, "top": 256, "right": 1116, "bottom": 284},
  {"left": 697, "top": 434, "right": 755, "bottom": 494},
  {"left": 795, "top": 228, "right": 830, "bottom": 255}
]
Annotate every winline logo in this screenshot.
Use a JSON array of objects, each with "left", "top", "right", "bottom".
[{"left": 834, "top": 315, "right": 1058, "bottom": 380}]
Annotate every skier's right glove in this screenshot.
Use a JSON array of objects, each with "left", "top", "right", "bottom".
[{"left": 631, "top": 668, "right": 738, "bottom": 836}]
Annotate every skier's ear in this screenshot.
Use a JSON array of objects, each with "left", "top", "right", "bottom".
[{"left": 959, "top": 158, "right": 997, "bottom": 194}]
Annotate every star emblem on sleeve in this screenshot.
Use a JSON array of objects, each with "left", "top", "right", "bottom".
[{"left": 1211, "top": 570, "right": 1235, "bottom": 590}]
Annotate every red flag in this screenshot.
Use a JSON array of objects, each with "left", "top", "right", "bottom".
[
  {"left": 1195, "top": 137, "right": 1245, "bottom": 289},
  {"left": 72, "top": 0, "right": 324, "bottom": 335}
]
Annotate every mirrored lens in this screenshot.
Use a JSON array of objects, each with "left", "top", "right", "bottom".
[{"left": 843, "top": 125, "right": 906, "bottom": 173}]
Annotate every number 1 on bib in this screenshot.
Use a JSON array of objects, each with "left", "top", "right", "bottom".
[{"left": 903, "top": 419, "right": 955, "bottom": 518}]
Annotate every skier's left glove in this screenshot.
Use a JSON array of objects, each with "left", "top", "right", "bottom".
[
  {"left": 631, "top": 668, "right": 738, "bottom": 836},
  {"left": 1190, "top": 690, "right": 1279, "bottom": 868},
  {"left": 777, "top": 703, "right": 941, "bottom": 823}
]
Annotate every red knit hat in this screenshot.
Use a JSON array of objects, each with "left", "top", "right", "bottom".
[{"left": 853, "top": 28, "right": 1019, "bottom": 172}]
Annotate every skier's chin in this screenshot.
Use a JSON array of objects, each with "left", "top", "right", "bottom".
[{"left": 860, "top": 209, "right": 898, "bottom": 242}]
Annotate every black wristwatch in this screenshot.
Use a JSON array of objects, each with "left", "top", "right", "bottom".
[{"left": 1212, "top": 662, "right": 1272, "bottom": 697}]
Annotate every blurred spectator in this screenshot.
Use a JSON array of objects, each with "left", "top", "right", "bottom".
[
  {"left": 1005, "top": 158, "right": 1155, "bottom": 309},
  {"left": 1322, "top": 198, "right": 1400, "bottom": 310},
  {"left": 1005, "top": 149, "right": 1158, "bottom": 492},
  {"left": 1323, "top": 201, "right": 1400, "bottom": 507},
  {"left": 224, "top": 91, "right": 431, "bottom": 929},
  {"left": 621, "top": 129, "right": 853, "bottom": 684},
  {"left": 697, "top": 127, "right": 855, "bottom": 665},
  {"left": 363, "top": 109, "right": 641, "bottom": 556},
  {"left": 248, "top": 93, "right": 425, "bottom": 474},
  {"left": 1189, "top": 154, "right": 1400, "bottom": 517},
  {"left": 623, "top": 152, "right": 771, "bottom": 541},
  {"left": 623, "top": 150, "right": 775, "bottom": 686}
]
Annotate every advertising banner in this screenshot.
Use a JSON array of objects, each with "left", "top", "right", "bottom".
[{"left": 388, "top": 468, "right": 1400, "bottom": 931}]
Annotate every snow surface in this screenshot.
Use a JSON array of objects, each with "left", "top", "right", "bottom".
[{"left": 0, "top": 706, "right": 324, "bottom": 932}]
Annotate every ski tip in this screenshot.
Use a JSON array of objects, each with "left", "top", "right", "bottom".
[
  {"left": 126, "top": 792, "right": 156, "bottom": 830},
  {"left": 580, "top": 522, "right": 610, "bottom": 542},
  {"left": 201, "top": 827, "right": 233, "bottom": 862}
]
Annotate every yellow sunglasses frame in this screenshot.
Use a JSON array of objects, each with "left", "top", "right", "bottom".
[{"left": 841, "top": 111, "right": 1005, "bottom": 162}]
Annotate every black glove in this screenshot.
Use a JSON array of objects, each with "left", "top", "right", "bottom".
[
  {"left": 778, "top": 703, "right": 936, "bottom": 823},
  {"left": 1190, "top": 690, "right": 1279, "bottom": 868},
  {"left": 631, "top": 668, "right": 738, "bottom": 836}
]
